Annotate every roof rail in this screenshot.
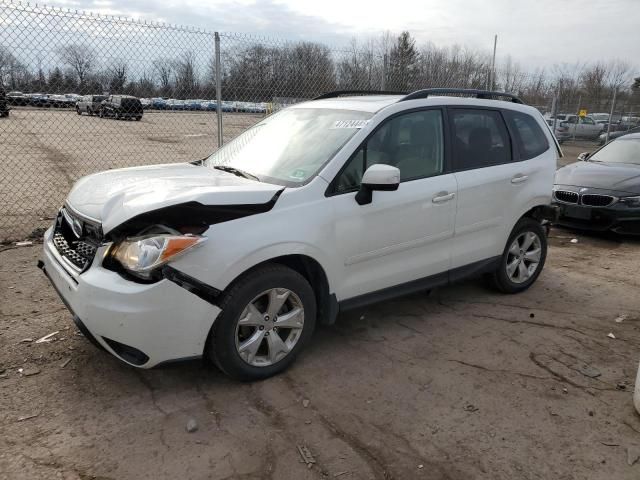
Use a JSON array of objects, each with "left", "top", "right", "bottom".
[
  {"left": 399, "top": 88, "right": 525, "bottom": 104},
  {"left": 313, "top": 90, "right": 408, "bottom": 100}
]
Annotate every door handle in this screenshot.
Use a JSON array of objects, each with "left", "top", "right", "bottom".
[
  {"left": 432, "top": 192, "right": 456, "bottom": 204},
  {"left": 511, "top": 174, "right": 529, "bottom": 184}
]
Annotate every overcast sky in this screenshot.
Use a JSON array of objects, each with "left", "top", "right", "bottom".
[{"left": 43, "top": 0, "right": 639, "bottom": 70}]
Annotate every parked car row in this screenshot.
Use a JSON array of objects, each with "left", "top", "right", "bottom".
[
  {"left": 141, "top": 98, "right": 268, "bottom": 113},
  {"left": 6, "top": 91, "right": 82, "bottom": 108},
  {"left": 5, "top": 90, "right": 270, "bottom": 114}
]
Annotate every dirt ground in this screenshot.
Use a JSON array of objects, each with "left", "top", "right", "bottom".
[{"left": 1, "top": 227, "right": 640, "bottom": 480}]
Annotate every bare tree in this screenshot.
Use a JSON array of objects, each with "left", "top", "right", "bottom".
[
  {"left": 153, "top": 58, "right": 174, "bottom": 96},
  {"left": 174, "top": 51, "right": 199, "bottom": 97},
  {"left": 108, "top": 60, "right": 128, "bottom": 93},
  {"left": 56, "top": 44, "right": 96, "bottom": 88}
]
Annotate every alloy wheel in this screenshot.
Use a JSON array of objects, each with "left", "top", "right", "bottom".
[
  {"left": 506, "top": 231, "right": 542, "bottom": 284},
  {"left": 234, "top": 288, "right": 305, "bottom": 367}
]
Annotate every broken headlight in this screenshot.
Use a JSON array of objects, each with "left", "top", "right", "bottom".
[{"left": 110, "top": 234, "right": 206, "bottom": 279}]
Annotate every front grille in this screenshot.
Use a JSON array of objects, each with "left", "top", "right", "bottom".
[
  {"left": 581, "top": 194, "right": 615, "bottom": 207},
  {"left": 554, "top": 190, "right": 578, "bottom": 204},
  {"left": 52, "top": 208, "right": 101, "bottom": 272},
  {"left": 53, "top": 232, "right": 97, "bottom": 270}
]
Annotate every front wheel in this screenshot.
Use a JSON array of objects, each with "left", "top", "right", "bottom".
[
  {"left": 488, "top": 217, "right": 547, "bottom": 294},
  {"left": 209, "top": 264, "right": 316, "bottom": 381},
  {"left": 76, "top": 107, "right": 81, "bottom": 115}
]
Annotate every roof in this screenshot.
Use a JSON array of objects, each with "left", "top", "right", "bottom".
[
  {"left": 292, "top": 95, "right": 404, "bottom": 113},
  {"left": 291, "top": 94, "right": 537, "bottom": 115}
]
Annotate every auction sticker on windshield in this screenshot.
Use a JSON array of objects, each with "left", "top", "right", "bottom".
[{"left": 331, "top": 120, "right": 369, "bottom": 129}]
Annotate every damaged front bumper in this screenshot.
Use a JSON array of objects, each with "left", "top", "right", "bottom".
[{"left": 39, "top": 227, "right": 221, "bottom": 368}]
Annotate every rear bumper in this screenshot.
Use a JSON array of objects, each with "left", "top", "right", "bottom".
[{"left": 40, "top": 227, "right": 221, "bottom": 368}]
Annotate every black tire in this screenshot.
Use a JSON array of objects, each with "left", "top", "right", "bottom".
[
  {"left": 209, "top": 264, "right": 316, "bottom": 381},
  {"left": 135, "top": 116, "right": 141, "bottom": 121},
  {"left": 98, "top": 109, "right": 104, "bottom": 118},
  {"left": 76, "top": 107, "right": 81, "bottom": 115},
  {"left": 488, "top": 217, "right": 547, "bottom": 294}
]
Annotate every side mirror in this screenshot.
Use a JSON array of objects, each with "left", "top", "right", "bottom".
[
  {"left": 355, "top": 164, "right": 400, "bottom": 205},
  {"left": 577, "top": 152, "right": 590, "bottom": 161}
]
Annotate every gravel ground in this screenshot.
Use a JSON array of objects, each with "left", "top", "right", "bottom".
[{"left": 1, "top": 228, "right": 639, "bottom": 480}]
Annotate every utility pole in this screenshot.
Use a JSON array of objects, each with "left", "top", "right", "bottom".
[
  {"left": 488, "top": 34, "right": 497, "bottom": 90},
  {"left": 214, "top": 32, "right": 223, "bottom": 147},
  {"left": 606, "top": 88, "right": 617, "bottom": 144}
]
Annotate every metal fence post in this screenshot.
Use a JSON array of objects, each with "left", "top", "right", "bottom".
[
  {"left": 551, "top": 94, "right": 558, "bottom": 133},
  {"left": 606, "top": 88, "right": 617, "bottom": 144},
  {"left": 381, "top": 53, "right": 388, "bottom": 90},
  {"left": 573, "top": 95, "right": 582, "bottom": 141},
  {"left": 215, "top": 32, "right": 223, "bottom": 147}
]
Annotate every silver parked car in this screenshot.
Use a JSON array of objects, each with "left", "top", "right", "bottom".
[{"left": 76, "top": 95, "right": 107, "bottom": 116}]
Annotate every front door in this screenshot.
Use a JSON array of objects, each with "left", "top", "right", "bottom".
[{"left": 326, "top": 108, "right": 457, "bottom": 301}]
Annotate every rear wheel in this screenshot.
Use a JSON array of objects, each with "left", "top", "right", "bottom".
[
  {"left": 488, "top": 217, "right": 547, "bottom": 294},
  {"left": 209, "top": 264, "right": 316, "bottom": 381},
  {"left": 76, "top": 107, "right": 81, "bottom": 115}
]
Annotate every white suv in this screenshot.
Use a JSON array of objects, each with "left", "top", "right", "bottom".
[{"left": 39, "top": 89, "right": 560, "bottom": 380}]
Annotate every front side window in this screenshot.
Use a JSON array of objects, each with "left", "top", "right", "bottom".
[
  {"left": 504, "top": 110, "right": 549, "bottom": 160},
  {"left": 205, "top": 108, "right": 372, "bottom": 186},
  {"left": 450, "top": 109, "right": 511, "bottom": 170},
  {"left": 581, "top": 117, "right": 595, "bottom": 125},
  {"left": 334, "top": 109, "right": 444, "bottom": 193}
]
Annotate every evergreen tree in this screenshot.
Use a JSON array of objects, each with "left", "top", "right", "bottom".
[{"left": 388, "top": 31, "right": 419, "bottom": 91}]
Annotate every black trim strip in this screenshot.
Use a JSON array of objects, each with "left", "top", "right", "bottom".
[
  {"left": 339, "top": 256, "right": 501, "bottom": 311},
  {"left": 162, "top": 266, "right": 222, "bottom": 305}
]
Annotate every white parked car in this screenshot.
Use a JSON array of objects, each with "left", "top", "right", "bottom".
[
  {"left": 551, "top": 114, "right": 603, "bottom": 139},
  {"left": 39, "top": 89, "right": 559, "bottom": 380}
]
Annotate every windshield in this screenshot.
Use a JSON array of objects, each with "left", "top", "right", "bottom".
[
  {"left": 204, "top": 108, "right": 373, "bottom": 185},
  {"left": 590, "top": 138, "right": 640, "bottom": 165}
]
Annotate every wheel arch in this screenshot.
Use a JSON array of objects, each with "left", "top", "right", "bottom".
[{"left": 219, "top": 253, "right": 337, "bottom": 327}]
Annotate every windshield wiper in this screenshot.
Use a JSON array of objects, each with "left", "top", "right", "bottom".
[{"left": 213, "top": 165, "right": 260, "bottom": 182}]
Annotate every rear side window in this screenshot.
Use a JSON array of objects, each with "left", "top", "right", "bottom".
[
  {"left": 504, "top": 110, "right": 549, "bottom": 160},
  {"left": 450, "top": 109, "right": 511, "bottom": 170}
]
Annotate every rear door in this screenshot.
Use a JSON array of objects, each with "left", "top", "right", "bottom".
[{"left": 448, "top": 107, "right": 522, "bottom": 268}]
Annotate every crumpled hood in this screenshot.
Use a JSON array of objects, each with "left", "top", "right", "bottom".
[
  {"left": 555, "top": 161, "right": 640, "bottom": 195},
  {"left": 66, "top": 163, "right": 282, "bottom": 233}
]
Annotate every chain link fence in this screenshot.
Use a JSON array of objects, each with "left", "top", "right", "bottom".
[{"left": 1, "top": 0, "right": 639, "bottom": 241}]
